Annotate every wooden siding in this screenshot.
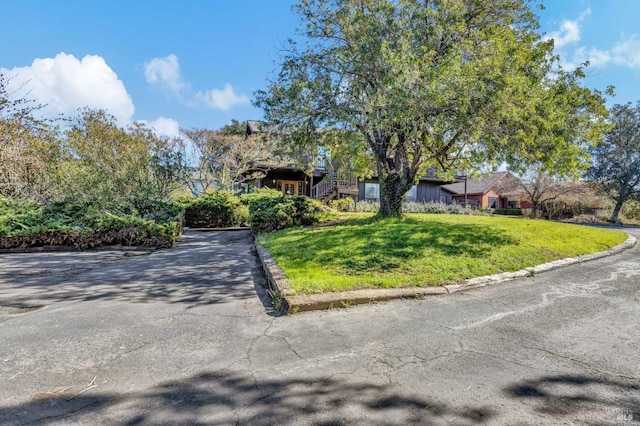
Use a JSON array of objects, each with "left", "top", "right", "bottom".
[{"left": 357, "top": 179, "right": 446, "bottom": 203}]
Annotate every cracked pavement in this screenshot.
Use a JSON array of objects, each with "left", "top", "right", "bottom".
[{"left": 1, "top": 228, "right": 639, "bottom": 425}]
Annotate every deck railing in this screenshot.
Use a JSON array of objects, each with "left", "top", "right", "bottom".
[{"left": 310, "top": 178, "right": 333, "bottom": 200}]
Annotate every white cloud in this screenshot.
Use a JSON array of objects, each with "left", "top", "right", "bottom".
[
  {"left": 144, "top": 54, "right": 250, "bottom": 111},
  {"left": 545, "top": 20, "right": 581, "bottom": 48},
  {"left": 609, "top": 34, "right": 640, "bottom": 68},
  {"left": 143, "top": 54, "right": 186, "bottom": 97},
  {"left": 561, "top": 35, "right": 640, "bottom": 71},
  {"left": 196, "top": 84, "right": 251, "bottom": 111},
  {"left": 547, "top": 9, "right": 640, "bottom": 71},
  {"left": 1, "top": 52, "right": 134, "bottom": 122},
  {"left": 544, "top": 8, "right": 590, "bottom": 48},
  {"left": 144, "top": 116, "right": 181, "bottom": 138}
]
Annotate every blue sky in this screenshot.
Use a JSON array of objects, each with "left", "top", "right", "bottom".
[{"left": 1, "top": 0, "right": 639, "bottom": 137}]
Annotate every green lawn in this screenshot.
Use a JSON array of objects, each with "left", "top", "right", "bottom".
[{"left": 257, "top": 213, "right": 628, "bottom": 294}]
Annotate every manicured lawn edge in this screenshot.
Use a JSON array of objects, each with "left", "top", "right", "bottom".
[{"left": 256, "top": 233, "right": 636, "bottom": 314}]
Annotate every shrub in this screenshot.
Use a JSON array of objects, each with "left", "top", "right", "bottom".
[
  {"left": 622, "top": 200, "right": 640, "bottom": 221},
  {"left": 493, "top": 208, "right": 523, "bottom": 216},
  {"left": 355, "top": 200, "right": 379, "bottom": 212},
  {"left": 0, "top": 196, "right": 184, "bottom": 249},
  {"left": 328, "top": 198, "right": 355, "bottom": 212},
  {"left": 354, "top": 200, "right": 473, "bottom": 215},
  {"left": 180, "top": 191, "right": 248, "bottom": 228},
  {"left": 249, "top": 195, "right": 322, "bottom": 233},
  {"left": 402, "top": 201, "right": 473, "bottom": 215},
  {"left": 239, "top": 187, "right": 283, "bottom": 206}
]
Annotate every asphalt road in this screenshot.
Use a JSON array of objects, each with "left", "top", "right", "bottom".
[{"left": 0, "top": 228, "right": 638, "bottom": 425}]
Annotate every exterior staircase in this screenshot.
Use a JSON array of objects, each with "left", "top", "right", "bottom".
[{"left": 310, "top": 165, "right": 358, "bottom": 202}]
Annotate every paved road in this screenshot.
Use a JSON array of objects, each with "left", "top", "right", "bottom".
[{"left": 0, "top": 228, "right": 638, "bottom": 425}]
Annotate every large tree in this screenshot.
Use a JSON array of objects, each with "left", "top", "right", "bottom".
[
  {"left": 499, "top": 167, "right": 592, "bottom": 219},
  {"left": 182, "top": 126, "right": 286, "bottom": 195},
  {"left": 587, "top": 102, "right": 640, "bottom": 223},
  {"left": 0, "top": 72, "right": 62, "bottom": 202},
  {"left": 63, "top": 108, "right": 184, "bottom": 213},
  {"left": 255, "top": 0, "right": 609, "bottom": 216}
]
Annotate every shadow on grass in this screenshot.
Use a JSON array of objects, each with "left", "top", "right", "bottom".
[
  {"left": 269, "top": 217, "right": 517, "bottom": 271},
  {"left": 0, "top": 230, "right": 279, "bottom": 315},
  {"left": 0, "top": 370, "right": 496, "bottom": 425}
]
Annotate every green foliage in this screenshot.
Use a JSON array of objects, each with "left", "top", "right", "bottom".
[
  {"left": 249, "top": 195, "right": 322, "bottom": 233},
  {"left": 256, "top": 0, "right": 609, "bottom": 217},
  {"left": 493, "top": 208, "right": 523, "bottom": 216},
  {"left": 61, "top": 109, "right": 185, "bottom": 215},
  {"left": 179, "top": 191, "right": 249, "bottom": 228},
  {"left": 0, "top": 74, "right": 189, "bottom": 249},
  {"left": 239, "top": 187, "right": 283, "bottom": 205},
  {"left": 328, "top": 198, "right": 355, "bottom": 212},
  {"left": 622, "top": 200, "right": 640, "bottom": 221},
  {"left": 355, "top": 200, "right": 472, "bottom": 215},
  {"left": 587, "top": 101, "right": 640, "bottom": 222},
  {"left": 258, "top": 213, "right": 626, "bottom": 294},
  {"left": 0, "top": 196, "right": 184, "bottom": 249}
]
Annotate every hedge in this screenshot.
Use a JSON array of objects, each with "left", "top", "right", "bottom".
[
  {"left": 0, "top": 196, "right": 184, "bottom": 249},
  {"left": 492, "top": 208, "right": 523, "bottom": 216}
]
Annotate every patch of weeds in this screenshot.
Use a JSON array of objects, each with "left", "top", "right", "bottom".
[{"left": 267, "top": 287, "right": 284, "bottom": 313}]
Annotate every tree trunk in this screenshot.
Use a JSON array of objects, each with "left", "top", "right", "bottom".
[
  {"left": 530, "top": 201, "right": 539, "bottom": 219},
  {"left": 378, "top": 173, "right": 406, "bottom": 217},
  {"left": 610, "top": 198, "right": 624, "bottom": 223}
]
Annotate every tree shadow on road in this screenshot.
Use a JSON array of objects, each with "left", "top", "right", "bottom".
[
  {"left": 0, "top": 369, "right": 495, "bottom": 425},
  {"left": 0, "top": 230, "right": 279, "bottom": 315},
  {"left": 504, "top": 374, "right": 639, "bottom": 425}
]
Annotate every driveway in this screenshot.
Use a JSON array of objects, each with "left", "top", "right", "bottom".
[{"left": 0, "top": 228, "right": 638, "bottom": 425}]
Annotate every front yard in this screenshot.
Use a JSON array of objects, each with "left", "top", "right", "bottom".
[{"left": 257, "top": 213, "right": 627, "bottom": 294}]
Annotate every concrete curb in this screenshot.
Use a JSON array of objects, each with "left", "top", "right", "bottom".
[{"left": 256, "top": 234, "right": 636, "bottom": 314}]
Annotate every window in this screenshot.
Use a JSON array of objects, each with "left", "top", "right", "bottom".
[
  {"left": 405, "top": 185, "right": 417, "bottom": 201},
  {"left": 284, "top": 183, "right": 295, "bottom": 195},
  {"left": 488, "top": 197, "right": 498, "bottom": 209},
  {"left": 507, "top": 200, "right": 518, "bottom": 209},
  {"left": 364, "top": 183, "right": 380, "bottom": 200}
]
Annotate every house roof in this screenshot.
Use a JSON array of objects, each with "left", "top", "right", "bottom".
[
  {"left": 440, "top": 171, "right": 511, "bottom": 195},
  {"left": 246, "top": 120, "right": 263, "bottom": 135}
]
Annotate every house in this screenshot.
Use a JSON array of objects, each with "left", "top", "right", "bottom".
[
  {"left": 358, "top": 170, "right": 454, "bottom": 204},
  {"left": 244, "top": 120, "right": 469, "bottom": 204},
  {"left": 245, "top": 120, "right": 359, "bottom": 200},
  {"left": 440, "top": 171, "right": 525, "bottom": 209}
]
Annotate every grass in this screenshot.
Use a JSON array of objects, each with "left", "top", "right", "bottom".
[{"left": 257, "top": 213, "right": 628, "bottom": 294}]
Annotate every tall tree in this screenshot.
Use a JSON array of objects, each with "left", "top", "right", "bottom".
[
  {"left": 255, "top": 0, "right": 609, "bottom": 216},
  {"left": 499, "top": 167, "right": 592, "bottom": 219},
  {"left": 63, "top": 108, "right": 184, "bottom": 213},
  {"left": 182, "top": 127, "right": 286, "bottom": 195},
  {"left": 0, "top": 72, "right": 62, "bottom": 202},
  {"left": 587, "top": 102, "right": 640, "bottom": 223}
]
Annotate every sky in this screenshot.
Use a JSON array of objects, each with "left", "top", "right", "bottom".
[{"left": 1, "top": 0, "right": 639, "bottom": 139}]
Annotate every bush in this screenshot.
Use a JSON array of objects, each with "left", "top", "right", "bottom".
[
  {"left": 179, "top": 191, "right": 249, "bottom": 228},
  {"left": 239, "top": 187, "right": 283, "bottom": 206},
  {"left": 622, "top": 200, "right": 640, "bottom": 221},
  {"left": 0, "top": 196, "right": 184, "bottom": 249},
  {"left": 354, "top": 200, "right": 473, "bottom": 215},
  {"left": 402, "top": 201, "right": 473, "bottom": 215},
  {"left": 354, "top": 200, "right": 379, "bottom": 212},
  {"left": 328, "top": 198, "right": 355, "bottom": 212},
  {"left": 493, "top": 208, "right": 523, "bottom": 216},
  {"left": 249, "top": 195, "right": 322, "bottom": 233}
]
